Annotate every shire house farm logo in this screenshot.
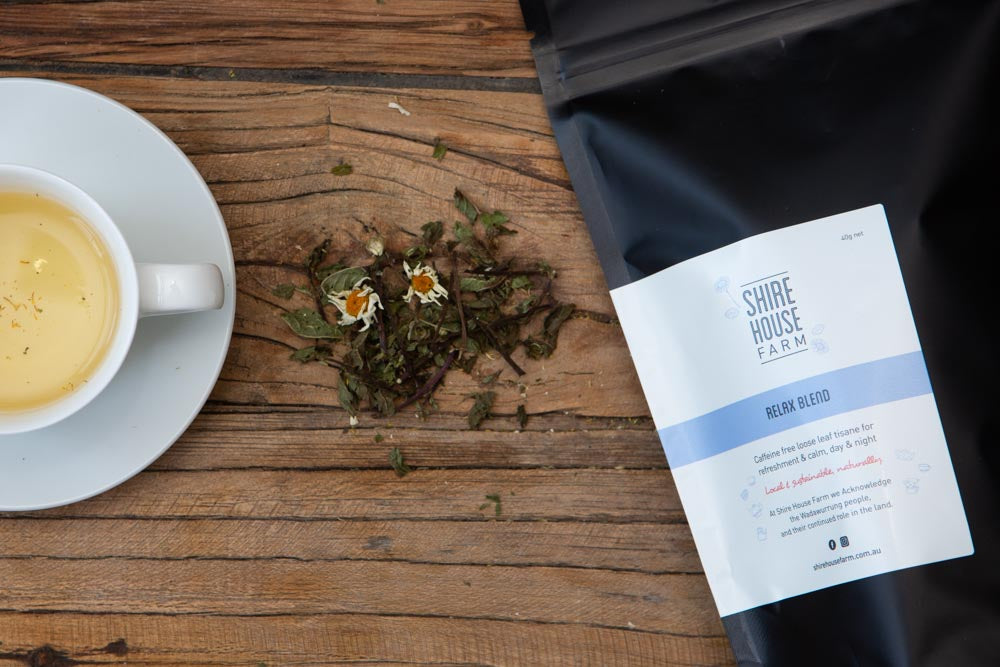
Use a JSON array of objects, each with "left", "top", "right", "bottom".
[{"left": 716, "top": 272, "right": 826, "bottom": 364}]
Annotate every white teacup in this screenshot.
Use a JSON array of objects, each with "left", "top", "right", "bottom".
[{"left": 0, "top": 163, "right": 225, "bottom": 434}]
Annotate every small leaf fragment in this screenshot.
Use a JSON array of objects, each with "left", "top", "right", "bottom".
[
  {"left": 338, "top": 375, "right": 358, "bottom": 417},
  {"left": 290, "top": 345, "right": 330, "bottom": 363},
  {"left": 459, "top": 276, "right": 501, "bottom": 292},
  {"left": 421, "top": 220, "right": 444, "bottom": 245},
  {"left": 481, "top": 493, "right": 501, "bottom": 516},
  {"left": 453, "top": 189, "right": 479, "bottom": 222},
  {"left": 281, "top": 309, "right": 342, "bottom": 339},
  {"left": 432, "top": 140, "right": 448, "bottom": 160},
  {"left": 510, "top": 275, "right": 533, "bottom": 291},
  {"left": 271, "top": 284, "right": 296, "bottom": 299},
  {"left": 331, "top": 162, "right": 353, "bottom": 176},
  {"left": 389, "top": 447, "right": 412, "bottom": 477},
  {"left": 468, "top": 391, "right": 495, "bottom": 429},
  {"left": 516, "top": 404, "right": 528, "bottom": 429}
]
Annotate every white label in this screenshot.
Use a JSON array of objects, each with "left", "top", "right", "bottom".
[{"left": 610, "top": 205, "right": 972, "bottom": 616}]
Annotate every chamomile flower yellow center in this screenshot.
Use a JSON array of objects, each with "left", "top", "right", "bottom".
[
  {"left": 411, "top": 274, "right": 435, "bottom": 294},
  {"left": 345, "top": 288, "right": 370, "bottom": 318}
]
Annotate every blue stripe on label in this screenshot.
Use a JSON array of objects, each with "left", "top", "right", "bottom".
[{"left": 658, "top": 351, "right": 932, "bottom": 468}]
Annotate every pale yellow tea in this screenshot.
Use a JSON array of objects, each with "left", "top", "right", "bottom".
[{"left": 0, "top": 192, "right": 119, "bottom": 411}]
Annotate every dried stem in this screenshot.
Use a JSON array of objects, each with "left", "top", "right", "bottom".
[
  {"left": 476, "top": 319, "right": 525, "bottom": 376},
  {"left": 397, "top": 349, "right": 458, "bottom": 410},
  {"left": 450, "top": 252, "right": 469, "bottom": 351}
]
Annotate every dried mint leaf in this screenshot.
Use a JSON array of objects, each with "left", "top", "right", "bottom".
[
  {"left": 271, "top": 284, "right": 296, "bottom": 299},
  {"left": 421, "top": 220, "right": 444, "bottom": 245},
  {"left": 510, "top": 275, "right": 533, "bottom": 290},
  {"left": 321, "top": 266, "right": 367, "bottom": 294},
  {"left": 481, "top": 370, "right": 501, "bottom": 385},
  {"left": 338, "top": 375, "right": 358, "bottom": 417},
  {"left": 516, "top": 404, "right": 528, "bottom": 429},
  {"left": 480, "top": 493, "right": 501, "bottom": 516},
  {"left": 282, "top": 309, "right": 342, "bottom": 339},
  {"left": 389, "top": 447, "right": 412, "bottom": 477},
  {"left": 459, "top": 276, "right": 501, "bottom": 292},
  {"left": 468, "top": 391, "right": 495, "bottom": 429},
  {"left": 453, "top": 189, "right": 479, "bottom": 222},
  {"left": 432, "top": 140, "right": 448, "bottom": 160},
  {"left": 480, "top": 211, "right": 516, "bottom": 237},
  {"left": 290, "top": 345, "right": 330, "bottom": 363},
  {"left": 524, "top": 303, "right": 575, "bottom": 359},
  {"left": 331, "top": 162, "right": 353, "bottom": 176}
]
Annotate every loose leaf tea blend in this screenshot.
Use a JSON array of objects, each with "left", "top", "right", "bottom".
[
  {"left": 522, "top": 0, "right": 998, "bottom": 664},
  {"left": 275, "top": 187, "right": 573, "bottom": 427}
]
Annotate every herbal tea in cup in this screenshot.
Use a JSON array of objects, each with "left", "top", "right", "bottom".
[{"left": 0, "top": 191, "right": 120, "bottom": 411}]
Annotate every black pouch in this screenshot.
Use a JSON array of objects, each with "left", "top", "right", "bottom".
[{"left": 520, "top": 1, "right": 1000, "bottom": 665}]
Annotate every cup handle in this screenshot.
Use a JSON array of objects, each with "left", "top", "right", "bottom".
[{"left": 137, "top": 263, "right": 225, "bottom": 317}]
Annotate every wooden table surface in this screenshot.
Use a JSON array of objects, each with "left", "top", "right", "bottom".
[{"left": 0, "top": 3, "right": 734, "bottom": 665}]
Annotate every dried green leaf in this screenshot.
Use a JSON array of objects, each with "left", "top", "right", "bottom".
[
  {"left": 516, "top": 404, "right": 528, "bottom": 429},
  {"left": 389, "top": 447, "right": 412, "bottom": 477},
  {"left": 478, "top": 211, "right": 508, "bottom": 227},
  {"left": 480, "top": 211, "right": 516, "bottom": 237},
  {"left": 331, "top": 162, "right": 353, "bottom": 176},
  {"left": 405, "top": 245, "right": 429, "bottom": 262},
  {"left": 271, "top": 284, "right": 296, "bottom": 299},
  {"left": 515, "top": 296, "right": 536, "bottom": 314},
  {"left": 374, "top": 433, "right": 384, "bottom": 443},
  {"left": 372, "top": 389, "right": 396, "bottom": 417},
  {"left": 481, "top": 370, "right": 501, "bottom": 386},
  {"left": 338, "top": 375, "right": 358, "bottom": 417},
  {"left": 282, "top": 309, "right": 342, "bottom": 339},
  {"left": 544, "top": 303, "right": 576, "bottom": 337},
  {"left": 453, "top": 189, "right": 478, "bottom": 222},
  {"left": 432, "top": 140, "right": 448, "bottom": 160},
  {"left": 421, "top": 220, "right": 443, "bottom": 245},
  {"left": 459, "top": 276, "right": 501, "bottom": 292},
  {"left": 537, "top": 260, "right": 556, "bottom": 278},
  {"left": 454, "top": 220, "right": 475, "bottom": 243},
  {"left": 481, "top": 493, "right": 501, "bottom": 516},
  {"left": 510, "top": 275, "right": 533, "bottom": 291},
  {"left": 468, "top": 391, "right": 495, "bottom": 429},
  {"left": 290, "top": 346, "right": 330, "bottom": 363},
  {"left": 321, "top": 266, "right": 367, "bottom": 294}
]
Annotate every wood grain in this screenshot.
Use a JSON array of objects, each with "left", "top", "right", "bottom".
[
  {"left": 19, "top": 469, "right": 682, "bottom": 522},
  {"left": 0, "top": 518, "right": 702, "bottom": 573},
  {"left": 0, "top": 0, "right": 537, "bottom": 78},
  {"left": 0, "top": 614, "right": 733, "bottom": 667},
  {"left": 0, "top": 5, "right": 735, "bottom": 660}
]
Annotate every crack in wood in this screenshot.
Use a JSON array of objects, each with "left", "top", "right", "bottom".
[{"left": 0, "top": 59, "right": 542, "bottom": 93}]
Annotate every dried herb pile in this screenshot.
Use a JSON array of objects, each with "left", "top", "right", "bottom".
[{"left": 273, "top": 189, "right": 574, "bottom": 428}]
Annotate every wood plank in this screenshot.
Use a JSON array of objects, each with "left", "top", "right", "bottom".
[
  {"left": 0, "top": 560, "right": 720, "bottom": 636},
  {"left": 0, "top": 519, "right": 702, "bottom": 574},
  {"left": 0, "top": 0, "right": 537, "bottom": 78},
  {"left": 161, "top": 409, "right": 666, "bottom": 470},
  {"left": 0, "top": 613, "right": 734, "bottom": 666},
  {"left": 14, "top": 469, "right": 682, "bottom": 522}
]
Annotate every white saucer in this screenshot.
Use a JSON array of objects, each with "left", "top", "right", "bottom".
[{"left": 0, "top": 78, "right": 235, "bottom": 511}]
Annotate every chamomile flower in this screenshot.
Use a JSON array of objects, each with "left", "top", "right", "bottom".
[
  {"left": 404, "top": 262, "right": 448, "bottom": 305},
  {"left": 328, "top": 277, "right": 382, "bottom": 331}
]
